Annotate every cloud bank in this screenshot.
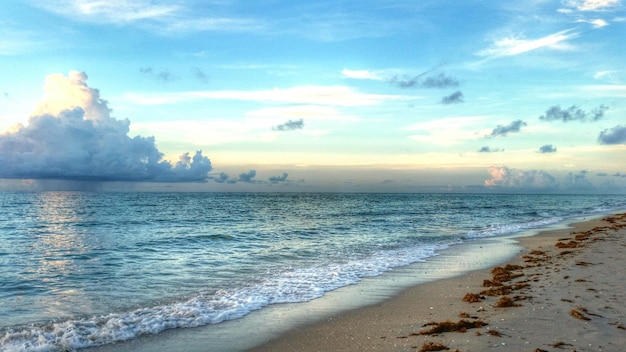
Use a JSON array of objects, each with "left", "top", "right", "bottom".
[
  {"left": 0, "top": 71, "right": 212, "bottom": 182},
  {"left": 484, "top": 166, "right": 558, "bottom": 190}
]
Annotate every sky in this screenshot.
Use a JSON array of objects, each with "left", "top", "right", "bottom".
[{"left": 0, "top": 0, "right": 625, "bottom": 193}]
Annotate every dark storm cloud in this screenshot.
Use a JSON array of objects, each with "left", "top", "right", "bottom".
[
  {"left": 238, "top": 170, "right": 257, "bottom": 183},
  {"left": 478, "top": 146, "right": 504, "bottom": 153},
  {"left": 140, "top": 66, "right": 176, "bottom": 82},
  {"left": 487, "top": 119, "right": 527, "bottom": 138},
  {"left": 538, "top": 144, "right": 557, "bottom": 153},
  {"left": 0, "top": 71, "right": 212, "bottom": 182},
  {"left": 268, "top": 173, "right": 289, "bottom": 183},
  {"left": 389, "top": 72, "right": 459, "bottom": 89},
  {"left": 598, "top": 125, "right": 626, "bottom": 144},
  {"left": 539, "top": 104, "right": 608, "bottom": 122},
  {"left": 272, "top": 119, "right": 304, "bottom": 131},
  {"left": 441, "top": 91, "right": 464, "bottom": 104}
]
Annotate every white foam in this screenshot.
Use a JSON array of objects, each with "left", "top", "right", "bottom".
[{"left": 0, "top": 243, "right": 447, "bottom": 352}]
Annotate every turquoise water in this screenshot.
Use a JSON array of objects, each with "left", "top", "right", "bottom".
[{"left": 1, "top": 192, "right": 624, "bottom": 351}]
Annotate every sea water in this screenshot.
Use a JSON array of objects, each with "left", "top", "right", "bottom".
[{"left": 1, "top": 192, "right": 624, "bottom": 351}]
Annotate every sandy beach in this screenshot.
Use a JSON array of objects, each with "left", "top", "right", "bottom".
[{"left": 252, "top": 213, "right": 626, "bottom": 352}]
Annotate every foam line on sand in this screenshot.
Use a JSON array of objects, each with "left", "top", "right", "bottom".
[{"left": 252, "top": 213, "right": 626, "bottom": 352}]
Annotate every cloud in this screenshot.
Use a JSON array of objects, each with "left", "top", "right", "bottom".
[
  {"left": 29, "top": 0, "right": 263, "bottom": 33},
  {"left": 484, "top": 166, "right": 558, "bottom": 190},
  {"left": 0, "top": 71, "right": 212, "bottom": 182},
  {"left": 238, "top": 170, "right": 257, "bottom": 183},
  {"left": 390, "top": 72, "right": 459, "bottom": 89},
  {"left": 538, "top": 144, "right": 557, "bottom": 153},
  {"left": 441, "top": 91, "right": 464, "bottom": 104},
  {"left": 598, "top": 125, "right": 626, "bottom": 144},
  {"left": 538, "top": 104, "right": 608, "bottom": 122},
  {"left": 125, "top": 86, "right": 403, "bottom": 107},
  {"left": 272, "top": 119, "right": 304, "bottom": 131},
  {"left": 478, "top": 146, "right": 504, "bottom": 153},
  {"left": 576, "top": 18, "right": 610, "bottom": 27},
  {"left": 564, "top": 170, "right": 594, "bottom": 190},
  {"left": 140, "top": 66, "right": 176, "bottom": 82},
  {"left": 269, "top": 173, "right": 289, "bottom": 183},
  {"left": 192, "top": 67, "right": 209, "bottom": 84},
  {"left": 487, "top": 119, "right": 527, "bottom": 138},
  {"left": 476, "top": 29, "right": 579, "bottom": 58},
  {"left": 564, "top": 0, "right": 621, "bottom": 11},
  {"left": 403, "top": 115, "right": 488, "bottom": 146},
  {"left": 341, "top": 69, "right": 383, "bottom": 80}
]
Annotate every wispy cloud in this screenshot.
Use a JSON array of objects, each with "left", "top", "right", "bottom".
[
  {"left": 29, "top": 0, "right": 263, "bottom": 33},
  {"left": 125, "top": 86, "right": 406, "bottom": 106},
  {"left": 403, "top": 116, "right": 487, "bottom": 146},
  {"left": 562, "top": 0, "right": 621, "bottom": 12},
  {"left": 476, "top": 29, "right": 579, "bottom": 58},
  {"left": 576, "top": 18, "right": 610, "bottom": 27},
  {"left": 341, "top": 69, "right": 384, "bottom": 80}
]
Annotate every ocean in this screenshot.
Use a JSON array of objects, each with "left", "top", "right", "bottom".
[{"left": 1, "top": 192, "right": 625, "bottom": 351}]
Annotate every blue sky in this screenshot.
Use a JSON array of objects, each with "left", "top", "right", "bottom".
[{"left": 1, "top": 0, "right": 625, "bottom": 192}]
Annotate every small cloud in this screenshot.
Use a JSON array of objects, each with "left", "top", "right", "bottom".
[
  {"left": 598, "top": 125, "right": 626, "bottom": 144},
  {"left": 140, "top": 66, "right": 176, "bottom": 82},
  {"left": 487, "top": 119, "right": 527, "bottom": 138},
  {"left": 268, "top": 173, "right": 288, "bottom": 183},
  {"left": 272, "top": 119, "right": 304, "bottom": 131},
  {"left": 441, "top": 91, "right": 464, "bottom": 104},
  {"left": 539, "top": 104, "right": 608, "bottom": 122},
  {"left": 341, "top": 69, "right": 383, "bottom": 80},
  {"left": 238, "top": 170, "right": 257, "bottom": 183},
  {"left": 613, "top": 172, "right": 626, "bottom": 178},
  {"left": 538, "top": 144, "right": 557, "bottom": 153},
  {"left": 596, "top": 172, "right": 609, "bottom": 176},
  {"left": 212, "top": 172, "right": 230, "bottom": 183},
  {"left": 192, "top": 67, "right": 209, "bottom": 84},
  {"left": 576, "top": 18, "right": 610, "bottom": 28},
  {"left": 478, "top": 146, "right": 504, "bottom": 153},
  {"left": 390, "top": 72, "right": 459, "bottom": 89}
]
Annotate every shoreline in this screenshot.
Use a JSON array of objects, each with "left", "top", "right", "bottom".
[{"left": 251, "top": 213, "right": 626, "bottom": 352}]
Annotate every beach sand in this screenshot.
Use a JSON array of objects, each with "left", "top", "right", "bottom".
[{"left": 251, "top": 213, "right": 626, "bottom": 352}]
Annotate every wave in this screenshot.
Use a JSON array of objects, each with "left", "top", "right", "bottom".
[{"left": 0, "top": 242, "right": 445, "bottom": 352}]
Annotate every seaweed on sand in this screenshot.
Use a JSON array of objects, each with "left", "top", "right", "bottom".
[{"left": 419, "top": 319, "right": 487, "bottom": 335}]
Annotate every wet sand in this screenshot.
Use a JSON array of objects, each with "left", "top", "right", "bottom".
[{"left": 252, "top": 213, "right": 626, "bottom": 352}]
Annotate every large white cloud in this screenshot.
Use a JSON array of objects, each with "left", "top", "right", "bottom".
[{"left": 0, "top": 71, "right": 212, "bottom": 182}]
